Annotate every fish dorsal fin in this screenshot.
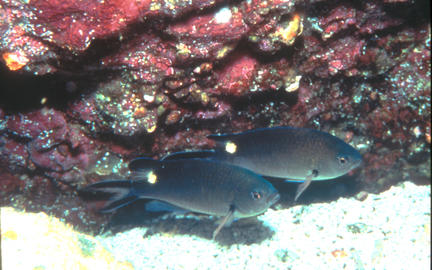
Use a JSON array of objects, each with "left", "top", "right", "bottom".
[
  {"left": 207, "top": 133, "right": 234, "bottom": 141},
  {"left": 212, "top": 205, "right": 236, "bottom": 239},
  {"left": 161, "top": 150, "right": 216, "bottom": 161}
]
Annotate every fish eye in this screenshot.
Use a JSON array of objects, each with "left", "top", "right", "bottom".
[
  {"left": 251, "top": 191, "right": 263, "bottom": 200},
  {"left": 337, "top": 156, "right": 349, "bottom": 165}
]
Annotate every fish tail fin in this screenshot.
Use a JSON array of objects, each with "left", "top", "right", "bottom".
[
  {"left": 161, "top": 150, "right": 216, "bottom": 161},
  {"left": 80, "top": 158, "right": 163, "bottom": 213},
  {"left": 128, "top": 157, "right": 161, "bottom": 172},
  {"left": 79, "top": 180, "right": 141, "bottom": 213}
]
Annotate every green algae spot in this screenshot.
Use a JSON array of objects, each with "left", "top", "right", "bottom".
[
  {"left": 77, "top": 235, "right": 96, "bottom": 257},
  {"left": 347, "top": 223, "right": 369, "bottom": 234}
]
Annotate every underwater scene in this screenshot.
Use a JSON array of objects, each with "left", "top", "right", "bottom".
[{"left": 0, "top": 0, "right": 430, "bottom": 269}]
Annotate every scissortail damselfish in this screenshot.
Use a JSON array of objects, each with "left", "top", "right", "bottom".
[
  {"left": 80, "top": 158, "right": 280, "bottom": 239},
  {"left": 163, "top": 127, "right": 363, "bottom": 201}
]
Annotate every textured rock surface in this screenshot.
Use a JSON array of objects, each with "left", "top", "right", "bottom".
[{"left": 0, "top": 0, "right": 430, "bottom": 230}]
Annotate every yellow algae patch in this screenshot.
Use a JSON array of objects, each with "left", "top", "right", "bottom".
[
  {"left": 284, "top": 74, "right": 302, "bottom": 92},
  {"left": 176, "top": 43, "right": 191, "bottom": 55},
  {"left": 1, "top": 207, "right": 134, "bottom": 270},
  {"left": 216, "top": 45, "right": 235, "bottom": 59},
  {"left": 150, "top": 1, "right": 161, "bottom": 11},
  {"left": 2, "top": 230, "right": 18, "bottom": 240},
  {"left": 2, "top": 51, "right": 29, "bottom": 71},
  {"left": 146, "top": 123, "right": 157, "bottom": 133},
  {"left": 270, "top": 14, "right": 303, "bottom": 45}
]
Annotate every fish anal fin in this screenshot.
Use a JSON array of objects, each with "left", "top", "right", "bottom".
[
  {"left": 145, "top": 200, "right": 189, "bottom": 214},
  {"left": 212, "top": 205, "right": 236, "bottom": 239},
  {"left": 100, "top": 194, "right": 137, "bottom": 213}
]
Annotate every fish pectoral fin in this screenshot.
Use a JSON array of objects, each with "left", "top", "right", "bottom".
[
  {"left": 294, "top": 174, "right": 314, "bottom": 201},
  {"left": 212, "top": 205, "right": 236, "bottom": 239}
]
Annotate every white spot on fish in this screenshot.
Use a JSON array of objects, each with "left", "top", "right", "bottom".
[
  {"left": 147, "top": 171, "right": 158, "bottom": 184},
  {"left": 225, "top": 141, "right": 237, "bottom": 154}
]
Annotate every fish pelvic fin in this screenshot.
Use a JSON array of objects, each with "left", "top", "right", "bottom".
[
  {"left": 294, "top": 169, "right": 320, "bottom": 201},
  {"left": 294, "top": 175, "right": 314, "bottom": 201},
  {"left": 212, "top": 205, "right": 236, "bottom": 239},
  {"left": 161, "top": 150, "right": 216, "bottom": 161},
  {"left": 80, "top": 180, "right": 139, "bottom": 213}
]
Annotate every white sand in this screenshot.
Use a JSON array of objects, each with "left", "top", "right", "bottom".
[
  {"left": 1, "top": 181, "right": 430, "bottom": 270},
  {"left": 97, "top": 181, "right": 430, "bottom": 270}
]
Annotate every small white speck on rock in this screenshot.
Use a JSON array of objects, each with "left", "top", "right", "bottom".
[{"left": 214, "top": 7, "right": 232, "bottom": 24}]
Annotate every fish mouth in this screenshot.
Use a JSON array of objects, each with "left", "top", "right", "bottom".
[
  {"left": 269, "top": 193, "right": 280, "bottom": 205},
  {"left": 352, "top": 155, "right": 363, "bottom": 169}
]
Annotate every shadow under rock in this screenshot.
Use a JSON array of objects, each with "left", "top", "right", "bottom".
[
  {"left": 101, "top": 200, "right": 275, "bottom": 246},
  {"left": 269, "top": 171, "right": 363, "bottom": 209},
  {"left": 83, "top": 172, "right": 362, "bottom": 245}
]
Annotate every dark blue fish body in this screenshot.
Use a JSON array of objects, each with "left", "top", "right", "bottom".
[
  {"left": 164, "top": 127, "right": 362, "bottom": 200},
  {"left": 208, "top": 127, "right": 362, "bottom": 180},
  {"left": 82, "top": 158, "right": 280, "bottom": 237}
]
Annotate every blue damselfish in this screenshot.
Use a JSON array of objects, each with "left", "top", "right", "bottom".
[
  {"left": 163, "top": 127, "right": 363, "bottom": 200},
  {"left": 81, "top": 158, "right": 280, "bottom": 238}
]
